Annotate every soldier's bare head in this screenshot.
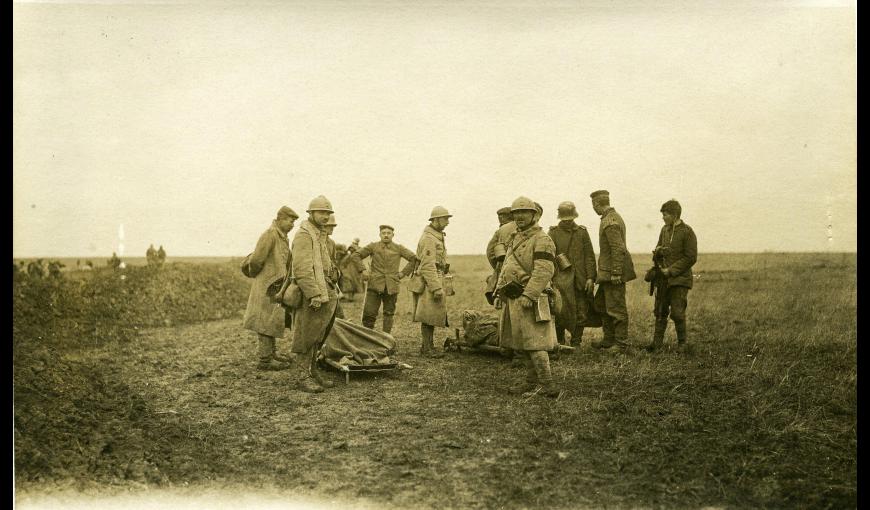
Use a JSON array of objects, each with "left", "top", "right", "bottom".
[
  {"left": 660, "top": 199, "right": 681, "bottom": 224},
  {"left": 379, "top": 225, "right": 395, "bottom": 243}
]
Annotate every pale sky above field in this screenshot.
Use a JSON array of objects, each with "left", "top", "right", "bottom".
[{"left": 13, "top": 0, "right": 856, "bottom": 258}]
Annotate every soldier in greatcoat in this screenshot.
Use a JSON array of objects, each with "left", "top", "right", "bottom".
[
  {"left": 146, "top": 244, "right": 157, "bottom": 267},
  {"left": 242, "top": 206, "right": 298, "bottom": 370},
  {"left": 289, "top": 196, "right": 341, "bottom": 393},
  {"left": 156, "top": 245, "right": 166, "bottom": 267},
  {"left": 549, "top": 201, "right": 597, "bottom": 346},
  {"left": 590, "top": 190, "right": 636, "bottom": 349},
  {"left": 495, "top": 196, "right": 560, "bottom": 398},
  {"left": 411, "top": 206, "right": 452, "bottom": 358},
  {"left": 350, "top": 225, "right": 417, "bottom": 333},
  {"left": 646, "top": 199, "right": 698, "bottom": 352}
]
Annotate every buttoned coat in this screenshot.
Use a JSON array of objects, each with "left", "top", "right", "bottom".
[
  {"left": 351, "top": 241, "right": 417, "bottom": 295},
  {"left": 496, "top": 225, "right": 558, "bottom": 351},
  {"left": 412, "top": 225, "right": 449, "bottom": 327},
  {"left": 290, "top": 221, "right": 339, "bottom": 353},
  {"left": 596, "top": 208, "right": 636, "bottom": 283},
  {"left": 656, "top": 220, "right": 698, "bottom": 289},
  {"left": 243, "top": 222, "right": 290, "bottom": 338}
]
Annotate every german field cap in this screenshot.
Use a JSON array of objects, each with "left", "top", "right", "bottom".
[
  {"left": 379, "top": 224, "right": 395, "bottom": 231},
  {"left": 277, "top": 206, "right": 299, "bottom": 219},
  {"left": 590, "top": 190, "right": 609, "bottom": 200},
  {"left": 557, "top": 201, "right": 578, "bottom": 219}
]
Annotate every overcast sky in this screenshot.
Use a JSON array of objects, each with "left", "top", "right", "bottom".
[{"left": 13, "top": 0, "right": 856, "bottom": 257}]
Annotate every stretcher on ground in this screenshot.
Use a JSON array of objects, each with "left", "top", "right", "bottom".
[{"left": 317, "top": 317, "right": 412, "bottom": 384}]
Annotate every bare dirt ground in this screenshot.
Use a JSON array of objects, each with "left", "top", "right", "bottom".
[{"left": 14, "top": 254, "right": 857, "bottom": 509}]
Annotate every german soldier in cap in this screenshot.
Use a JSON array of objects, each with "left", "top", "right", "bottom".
[
  {"left": 495, "top": 196, "right": 560, "bottom": 398},
  {"left": 590, "top": 190, "right": 636, "bottom": 349},
  {"left": 549, "top": 201, "right": 597, "bottom": 346},
  {"left": 243, "top": 205, "right": 298, "bottom": 370},
  {"left": 323, "top": 214, "right": 346, "bottom": 319},
  {"left": 411, "top": 206, "right": 452, "bottom": 358},
  {"left": 288, "top": 196, "right": 341, "bottom": 392},
  {"left": 646, "top": 199, "right": 697, "bottom": 352},
  {"left": 350, "top": 225, "right": 417, "bottom": 334}
]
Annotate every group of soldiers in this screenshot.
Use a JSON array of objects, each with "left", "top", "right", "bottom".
[
  {"left": 242, "top": 191, "right": 697, "bottom": 397},
  {"left": 145, "top": 244, "right": 167, "bottom": 268}
]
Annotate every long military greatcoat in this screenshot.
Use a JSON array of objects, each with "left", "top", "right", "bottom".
[
  {"left": 243, "top": 221, "right": 290, "bottom": 338},
  {"left": 549, "top": 220, "right": 597, "bottom": 330},
  {"left": 290, "top": 221, "right": 339, "bottom": 353},
  {"left": 496, "top": 225, "right": 558, "bottom": 351},
  {"left": 412, "top": 225, "right": 449, "bottom": 327}
]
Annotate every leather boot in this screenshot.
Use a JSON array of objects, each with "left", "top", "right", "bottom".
[
  {"left": 524, "top": 351, "right": 560, "bottom": 398},
  {"left": 257, "top": 335, "right": 290, "bottom": 371},
  {"left": 295, "top": 347, "right": 324, "bottom": 393},
  {"left": 309, "top": 350, "right": 334, "bottom": 389},
  {"left": 382, "top": 315, "right": 394, "bottom": 334},
  {"left": 420, "top": 324, "right": 444, "bottom": 358},
  {"left": 572, "top": 326, "right": 585, "bottom": 346},
  {"left": 646, "top": 319, "right": 668, "bottom": 352},
  {"left": 674, "top": 319, "right": 688, "bottom": 345},
  {"left": 509, "top": 354, "right": 538, "bottom": 395},
  {"left": 271, "top": 337, "right": 293, "bottom": 363}
]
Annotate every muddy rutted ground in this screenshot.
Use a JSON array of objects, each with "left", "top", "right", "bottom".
[{"left": 14, "top": 255, "right": 857, "bottom": 509}]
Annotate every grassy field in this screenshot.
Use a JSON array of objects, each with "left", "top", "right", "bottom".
[{"left": 13, "top": 253, "right": 856, "bottom": 509}]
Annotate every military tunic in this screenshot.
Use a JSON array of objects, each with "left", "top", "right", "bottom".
[
  {"left": 654, "top": 220, "right": 697, "bottom": 321},
  {"left": 243, "top": 221, "right": 290, "bottom": 338},
  {"left": 594, "top": 207, "right": 634, "bottom": 343},
  {"left": 412, "top": 225, "right": 449, "bottom": 327},
  {"left": 496, "top": 225, "right": 557, "bottom": 351}
]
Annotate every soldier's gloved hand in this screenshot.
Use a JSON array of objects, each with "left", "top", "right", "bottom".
[
  {"left": 611, "top": 275, "right": 623, "bottom": 285},
  {"left": 585, "top": 279, "right": 594, "bottom": 293},
  {"left": 309, "top": 297, "right": 322, "bottom": 310},
  {"left": 520, "top": 295, "right": 535, "bottom": 308},
  {"left": 433, "top": 288, "right": 445, "bottom": 300}
]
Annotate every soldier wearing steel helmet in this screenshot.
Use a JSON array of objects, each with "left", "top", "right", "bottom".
[
  {"left": 590, "top": 190, "right": 636, "bottom": 349},
  {"left": 243, "top": 205, "right": 299, "bottom": 371},
  {"left": 288, "top": 195, "right": 341, "bottom": 392},
  {"left": 495, "top": 196, "right": 560, "bottom": 398},
  {"left": 548, "top": 201, "right": 597, "bottom": 346},
  {"left": 411, "top": 205, "right": 452, "bottom": 358}
]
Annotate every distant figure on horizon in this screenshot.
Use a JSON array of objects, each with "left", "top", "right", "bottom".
[
  {"left": 146, "top": 244, "right": 158, "bottom": 267},
  {"left": 157, "top": 245, "right": 166, "bottom": 267},
  {"left": 108, "top": 252, "right": 121, "bottom": 269}
]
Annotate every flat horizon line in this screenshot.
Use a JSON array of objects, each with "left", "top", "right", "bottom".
[{"left": 11, "top": 251, "right": 858, "bottom": 260}]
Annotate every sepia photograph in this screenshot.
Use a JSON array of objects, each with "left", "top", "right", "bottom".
[{"left": 13, "top": 1, "right": 856, "bottom": 508}]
